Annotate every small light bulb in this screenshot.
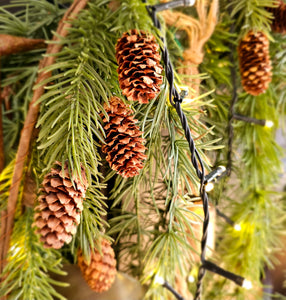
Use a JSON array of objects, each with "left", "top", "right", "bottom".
[
  {"left": 186, "top": 0, "right": 196, "bottom": 5},
  {"left": 264, "top": 120, "right": 274, "bottom": 128},
  {"left": 154, "top": 274, "right": 165, "bottom": 285},
  {"left": 218, "top": 165, "right": 226, "bottom": 173},
  {"left": 205, "top": 182, "right": 214, "bottom": 192},
  {"left": 234, "top": 223, "right": 241, "bottom": 231},
  {"left": 242, "top": 279, "right": 252, "bottom": 290},
  {"left": 188, "top": 275, "right": 195, "bottom": 283}
]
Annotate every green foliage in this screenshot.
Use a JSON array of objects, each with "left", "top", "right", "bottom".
[
  {"left": 35, "top": 0, "right": 121, "bottom": 260},
  {"left": 36, "top": 0, "right": 118, "bottom": 179},
  {"left": 108, "top": 57, "right": 216, "bottom": 299},
  {"left": 270, "top": 34, "right": 286, "bottom": 117},
  {"left": 0, "top": 209, "right": 68, "bottom": 300},
  {"left": 235, "top": 92, "right": 282, "bottom": 188},
  {"left": 0, "top": 0, "right": 67, "bottom": 38},
  {"left": 202, "top": 2, "right": 286, "bottom": 300},
  {"left": 72, "top": 187, "right": 109, "bottom": 259},
  {"left": 217, "top": 190, "right": 285, "bottom": 293},
  {"left": 112, "top": 0, "right": 154, "bottom": 33},
  {"left": 0, "top": 0, "right": 66, "bottom": 163},
  {"left": 0, "top": 160, "right": 15, "bottom": 211},
  {"left": 228, "top": 0, "right": 275, "bottom": 37},
  {"left": 1, "top": 1, "right": 286, "bottom": 300}
]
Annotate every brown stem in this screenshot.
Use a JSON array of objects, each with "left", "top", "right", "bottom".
[
  {"left": 0, "top": 35, "right": 46, "bottom": 56},
  {"left": 0, "top": 62, "right": 4, "bottom": 172},
  {"left": 0, "top": 0, "right": 89, "bottom": 285}
]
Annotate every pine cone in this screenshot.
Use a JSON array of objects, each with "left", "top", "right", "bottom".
[
  {"left": 34, "top": 161, "right": 88, "bottom": 249},
  {"left": 267, "top": 0, "right": 286, "bottom": 34},
  {"left": 77, "top": 239, "right": 117, "bottom": 293},
  {"left": 116, "top": 29, "right": 163, "bottom": 103},
  {"left": 102, "top": 96, "right": 147, "bottom": 178},
  {"left": 238, "top": 31, "right": 272, "bottom": 96}
]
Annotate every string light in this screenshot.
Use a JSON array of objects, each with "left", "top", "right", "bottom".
[
  {"left": 188, "top": 275, "right": 195, "bottom": 283},
  {"left": 205, "top": 182, "right": 214, "bottom": 192},
  {"left": 215, "top": 208, "right": 242, "bottom": 231},
  {"left": 234, "top": 223, "right": 242, "bottom": 231},
  {"left": 204, "top": 166, "right": 226, "bottom": 184},
  {"left": 264, "top": 120, "right": 274, "bottom": 128},
  {"left": 204, "top": 166, "right": 227, "bottom": 192},
  {"left": 154, "top": 275, "right": 186, "bottom": 300},
  {"left": 152, "top": 0, "right": 196, "bottom": 12},
  {"left": 145, "top": 3, "right": 249, "bottom": 299},
  {"left": 242, "top": 279, "right": 253, "bottom": 290},
  {"left": 177, "top": 86, "right": 195, "bottom": 105},
  {"left": 202, "top": 260, "right": 251, "bottom": 289},
  {"left": 233, "top": 114, "right": 273, "bottom": 128},
  {"left": 154, "top": 274, "right": 165, "bottom": 285}
]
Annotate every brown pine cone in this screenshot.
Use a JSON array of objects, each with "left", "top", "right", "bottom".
[
  {"left": 34, "top": 161, "right": 88, "bottom": 249},
  {"left": 267, "top": 0, "right": 286, "bottom": 34},
  {"left": 116, "top": 29, "right": 163, "bottom": 103},
  {"left": 102, "top": 96, "right": 147, "bottom": 178},
  {"left": 77, "top": 239, "right": 117, "bottom": 293},
  {"left": 238, "top": 31, "right": 272, "bottom": 96}
]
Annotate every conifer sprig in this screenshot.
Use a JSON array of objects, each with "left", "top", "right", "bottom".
[
  {"left": 229, "top": 0, "right": 275, "bottom": 36},
  {"left": 36, "top": 1, "right": 119, "bottom": 181},
  {"left": 0, "top": 209, "right": 68, "bottom": 300}
]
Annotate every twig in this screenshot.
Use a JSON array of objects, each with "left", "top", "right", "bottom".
[
  {"left": 0, "top": 35, "right": 46, "bottom": 56},
  {"left": 0, "top": 61, "right": 6, "bottom": 299},
  {"left": 0, "top": 0, "right": 89, "bottom": 283},
  {"left": 0, "top": 62, "right": 4, "bottom": 172}
]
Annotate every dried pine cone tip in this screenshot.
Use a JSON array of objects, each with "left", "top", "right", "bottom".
[
  {"left": 78, "top": 240, "right": 117, "bottom": 293},
  {"left": 238, "top": 31, "right": 272, "bottom": 96},
  {"left": 102, "top": 97, "right": 147, "bottom": 178},
  {"left": 116, "top": 29, "right": 163, "bottom": 103},
  {"left": 267, "top": 0, "right": 286, "bottom": 34},
  {"left": 34, "top": 162, "right": 87, "bottom": 249}
]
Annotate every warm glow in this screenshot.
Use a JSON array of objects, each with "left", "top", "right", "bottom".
[
  {"left": 188, "top": 0, "right": 196, "bottom": 6},
  {"left": 218, "top": 165, "right": 226, "bottom": 173},
  {"left": 234, "top": 223, "right": 241, "bottom": 231},
  {"left": 205, "top": 182, "right": 214, "bottom": 192},
  {"left": 188, "top": 275, "right": 195, "bottom": 283},
  {"left": 242, "top": 279, "right": 253, "bottom": 290},
  {"left": 154, "top": 274, "right": 165, "bottom": 285},
  {"left": 264, "top": 120, "right": 274, "bottom": 128}
]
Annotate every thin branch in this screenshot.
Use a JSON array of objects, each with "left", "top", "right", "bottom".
[
  {"left": 0, "top": 35, "right": 45, "bottom": 56},
  {"left": 0, "top": 0, "right": 89, "bottom": 282}
]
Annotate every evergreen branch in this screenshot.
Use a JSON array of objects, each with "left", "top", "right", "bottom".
[
  {"left": 228, "top": 0, "right": 275, "bottom": 36},
  {"left": 0, "top": 209, "right": 68, "bottom": 300},
  {"left": 0, "top": 85, "right": 4, "bottom": 173},
  {"left": 0, "top": 0, "right": 67, "bottom": 38},
  {"left": 73, "top": 187, "right": 109, "bottom": 259},
  {"left": 0, "top": 160, "right": 15, "bottom": 277},
  {"left": 235, "top": 91, "right": 282, "bottom": 188},
  {"left": 218, "top": 190, "right": 285, "bottom": 291},
  {"left": 0, "top": 0, "right": 88, "bottom": 276}
]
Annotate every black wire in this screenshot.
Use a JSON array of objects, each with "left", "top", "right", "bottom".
[
  {"left": 163, "top": 281, "right": 186, "bottom": 300},
  {"left": 143, "top": 3, "right": 209, "bottom": 299}
]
